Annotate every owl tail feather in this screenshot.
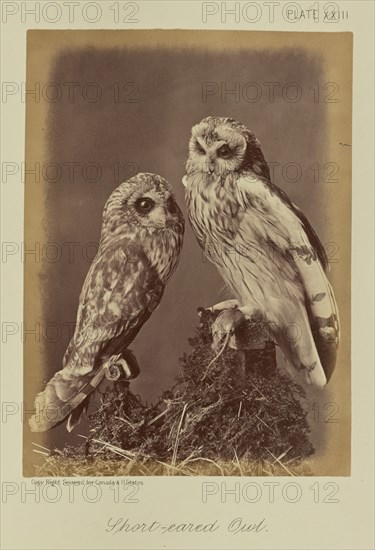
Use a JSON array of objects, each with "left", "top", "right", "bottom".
[
  {"left": 66, "top": 395, "right": 93, "bottom": 433},
  {"left": 29, "top": 367, "right": 107, "bottom": 433}
]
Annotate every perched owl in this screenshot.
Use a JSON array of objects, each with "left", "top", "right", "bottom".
[
  {"left": 183, "top": 116, "right": 339, "bottom": 387},
  {"left": 30, "top": 173, "right": 184, "bottom": 432}
]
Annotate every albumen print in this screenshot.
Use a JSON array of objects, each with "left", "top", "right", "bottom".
[{"left": 24, "top": 30, "right": 352, "bottom": 476}]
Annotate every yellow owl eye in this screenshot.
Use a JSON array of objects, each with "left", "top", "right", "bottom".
[
  {"left": 218, "top": 144, "right": 231, "bottom": 158},
  {"left": 135, "top": 197, "right": 155, "bottom": 214}
]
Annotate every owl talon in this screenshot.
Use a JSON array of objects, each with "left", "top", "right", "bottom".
[
  {"left": 104, "top": 354, "right": 139, "bottom": 381},
  {"left": 105, "top": 364, "right": 122, "bottom": 381},
  {"left": 105, "top": 359, "right": 133, "bottom": 381}
]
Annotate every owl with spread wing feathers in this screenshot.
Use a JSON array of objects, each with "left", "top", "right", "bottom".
[
  {"left": 30, "top": 173, "right": 184, "bottom": 432},
  {"left": 183, "top": 116, "right": 339, "bottom": 387}
]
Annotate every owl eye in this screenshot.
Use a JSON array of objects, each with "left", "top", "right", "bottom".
[
  {"left": 134, "top": 197, "right": 155, "bottom": 214},
  {"left": 195, "top": 142, "right": 206, "bottom": 155},
  {"left": 218, "top": 144, "right": 232, "bottom": 158}
]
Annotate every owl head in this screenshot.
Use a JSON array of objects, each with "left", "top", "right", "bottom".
[
  {"left": 102, "top": 172, "right": 184, "bottom": 239},
  {"left": 185, "top": 116, "right": 270, "bottom": 184}
]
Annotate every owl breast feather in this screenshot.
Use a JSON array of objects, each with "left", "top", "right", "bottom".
[{"left": 185, "top": 170, "right": 304, "bottom": 309}]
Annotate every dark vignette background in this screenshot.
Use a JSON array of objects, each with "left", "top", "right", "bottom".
[{"left": 24, "top": 31, "right": 351, "bottom": 474}]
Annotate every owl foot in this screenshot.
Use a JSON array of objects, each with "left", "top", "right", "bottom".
[
  {"left": 236, "top": 305, "right": 259, "bottom": 320},
  {"left": 207, "top": 299, "right": 240, "bottom": 312},
  {"left": 104, "top": 357, "right": 131, "bottom": 381},
  {"left": 104, "top": 349, "right": 140, "bottom": 382}
]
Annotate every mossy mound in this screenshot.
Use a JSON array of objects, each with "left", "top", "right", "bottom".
[{"left": 34, "top": 323, "right": 314, "bottom": 477}]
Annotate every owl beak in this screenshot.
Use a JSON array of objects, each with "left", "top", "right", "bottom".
[
  {"left": 154, "top": 216, "right": 167, "bottom": 229},
  {"left": 207, "top": 164, "right": 215, "bottom": 175}
]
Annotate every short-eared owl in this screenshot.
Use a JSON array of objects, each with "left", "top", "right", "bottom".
[
  {"left": 30, "top": 173, "right": 184, "bottom": 432},
  {"left": 184, "top": 116, "right": 339, "bottom": 387}
]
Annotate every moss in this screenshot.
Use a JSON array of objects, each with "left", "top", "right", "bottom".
[{"left": 34, "top": 321, "right": 314, "bottom": 477}]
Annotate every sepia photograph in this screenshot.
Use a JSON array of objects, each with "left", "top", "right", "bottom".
[{"left": 23, "top": 29, "right": 352, "bottom": 478}]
